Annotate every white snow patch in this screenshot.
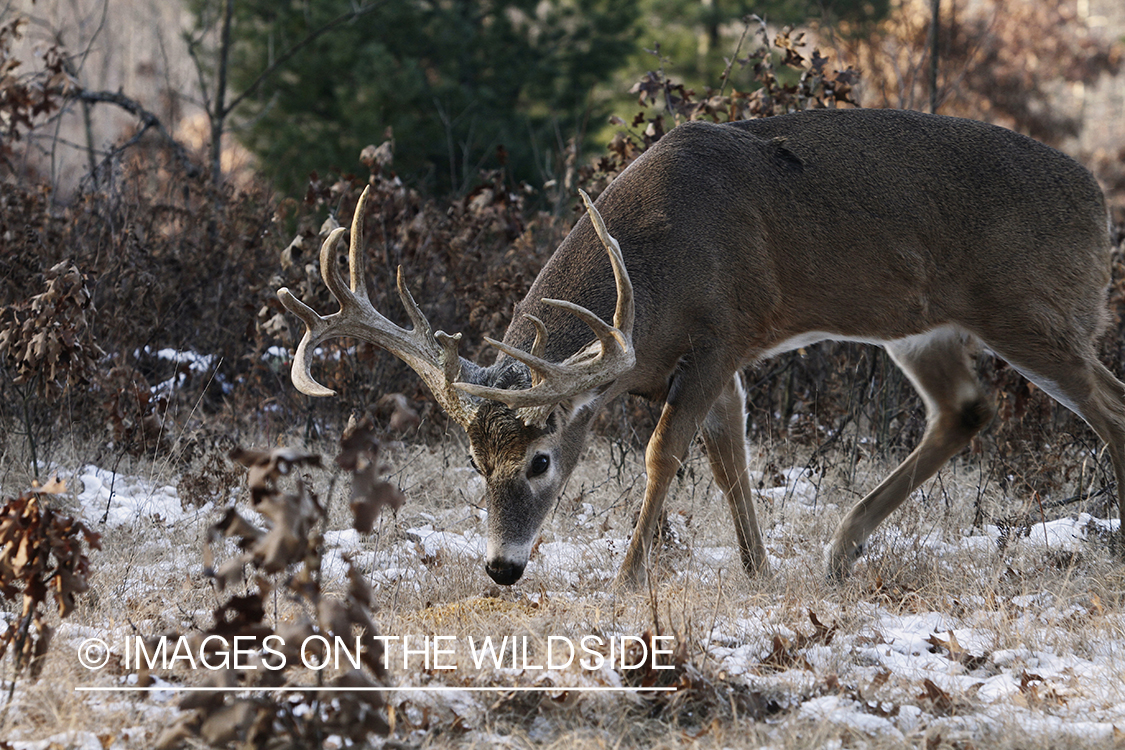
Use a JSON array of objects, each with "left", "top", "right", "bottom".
[
  {"left": 75, "top": 465, "right": 205, "bottom": 527},
  {"left": 405, "top": 524, "right": 484, "bottom": 559},
  {"left": 142, "top": 347, "right": 230, "bottom": 395},
  {"left": 799, "top": 695, "right": 904, "bottom": 741}
]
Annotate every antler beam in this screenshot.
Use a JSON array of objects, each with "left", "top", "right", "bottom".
[{"left": 277, "top": 185, "right": 477, "bottom": 428}]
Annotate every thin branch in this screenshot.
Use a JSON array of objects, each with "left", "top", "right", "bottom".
[
  {"left": 75, "top": 89, "right": 200, "bottom": 177},
  {"left": 185, "top": 28, "right": 213, "bottom": 109},
  {"left": 1042, "top": 482, "right": 1115, "bottom": 511},
  {"left": 71, "top": 0, "right": 109, "bottom": 77},
  {"left": 717, "top": 15, "right": 755, "bottom": 99},
  {"left": 210, "top": 0, "right": 234, "bottom": 186}
]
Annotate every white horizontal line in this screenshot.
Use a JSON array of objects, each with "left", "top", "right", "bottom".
[{"left": 75, "top": 685, "right": 676, "bottom": 693}]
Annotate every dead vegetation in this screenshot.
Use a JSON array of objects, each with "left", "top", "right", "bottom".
[{"left": 0, "top": 404, "right": 1122, "bottom": 747}]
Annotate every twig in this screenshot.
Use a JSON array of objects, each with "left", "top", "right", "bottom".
[
  {"left": 75, "top": 89, "right": 201, "bottom": 178},
  {"left": 1041, "top": 483, "right": 1114, "bottom": 511},
  {"left": 717, "top": 15, "right": 756, "bottom": 99}
]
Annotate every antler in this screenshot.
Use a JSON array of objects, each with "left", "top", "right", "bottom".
[
  {"left": 454, "top": 189, "right": 635, "bottom": 412},
  {"left": 277, "top": 185, "right": 478, "bottom": 429}
]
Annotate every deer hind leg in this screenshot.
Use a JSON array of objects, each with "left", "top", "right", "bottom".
[
  {"left": 616, "top": 358, "right": 732, "bottom": 590},
  {"left": 700, "top": 371, "right": 769, "bottom": 577},
  {"left": 827, "top": 326, "right": 994, "bottom": 580},
  {"left": 990, "top": 346, "right": 1125, "bottom": 556}
]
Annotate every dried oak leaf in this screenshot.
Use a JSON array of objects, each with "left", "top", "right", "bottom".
[
  {"left": 926, "top": 630, "right": 989, "bottom": 671},
  {"left": 272, "top": 618, "right": 315, "bottom": 665},
  {"left": 360, "top": 139, "right": 394, "bottom": 171},
  {"left": 317, "top": 598, "right": 353, "bottom": 641},
  {"left": 337, "top": 420, "right": 404, "bottom": 533},
  {"left": 347, "top": 562, "right": 376, "bottom": 609},
  {"left": 52, "top": 564, "right": 88, "bottom": 618},
  {"left": 250, "top": 484, "right": 323, "bottom": 572},
  {"left": 210, "top": 593, "right": 268, "bottom": 640},
  {"left": 211, "top": 556, "right": 250, "bottom": 592},
  {"left": 351, "top": 479, "right": 405, "bottom": 535},
  {"left": 199, "top": 700, "right": 268, "bottom": 746},
  {"left": 209, "top": 507, "right": 265, "bottom": 546},
  {"left": 229, "top": 446, "right": 321, "bottom": 504},
  {"left": 918, "top": 678, "right": 955, "bottom": 715},
  {"left": 202, "top": 509, "right": 264, "bottom": 590},
  {"left": 760, "top": 633, "right": 813, "bottom": 672},
  {"left": 322, "top": 669, "right": 391, "bottom": 737},
  {"left": 375, "top": 392, "right": 420, "bottom": 432}
]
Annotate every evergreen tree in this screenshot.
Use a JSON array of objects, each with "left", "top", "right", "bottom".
[{"left": 204, "top": 0, "right": 640, "bottom": 194}]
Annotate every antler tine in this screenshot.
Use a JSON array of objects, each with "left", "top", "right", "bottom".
[
  {"left": 349, "top": 186, "right": 372, "bottom": 303},
  {"left": 527, "top": 314, "right": 548, "bottom": 359},
  {"left": 579, "top": 189, "right": 633, "bottom": 339},
  {"left": 395, "top": 266, "right": 434, "bottom": 342},
  {"left": 541, "top": 298, "right": 626, "bottom": 352},
  {"left": 395, "top": 266, "right": 464, "bottom": 384},
  {"left": 276, "top": 286, "right": 338, "bottom": 397},
  {"left": 278, "top": 225, "right": 350, "bottom": 397},
  {"left": 277, "top": 185, "right": 477, "bottom": 428},
  {"left": 454, "top": 191, "right": 635, "bottom": 412},
  {"left": 526, "top": 314, "right": 548, "bottom": 387}
]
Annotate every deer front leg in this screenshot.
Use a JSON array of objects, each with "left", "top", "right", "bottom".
[
  {"left": 700, "top": 372, "right": 769, "bottom": 576},
  {"left": 616, "top": 366, "right": 727, "bottom": 590}
]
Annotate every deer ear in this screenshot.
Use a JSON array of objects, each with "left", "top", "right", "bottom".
[{"left": 556, "top": 389, "right": 601, "bottom": 425}]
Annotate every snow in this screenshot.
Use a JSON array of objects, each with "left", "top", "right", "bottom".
[
  {"left": 45, "top": 460, "right": 1125, "bottom": 746},
  {"left": 11, "top": 732, "right": 109, "bottom": 750},
  {"left": 75, "top": 465, "right": 207, "bottom": 527},
  {"left": 139, "top": 346, "right": 231, "bottom": 396}
]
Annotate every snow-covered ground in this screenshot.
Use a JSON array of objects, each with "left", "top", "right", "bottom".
[{"left": 8, "top": 459, "right": 1125, "bottom": 748}]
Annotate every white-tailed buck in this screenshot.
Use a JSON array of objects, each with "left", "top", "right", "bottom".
[{"left": 279, "top": 108, "right": 1122, "bottom": 587}]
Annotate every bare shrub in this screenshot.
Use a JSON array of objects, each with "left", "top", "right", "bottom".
[
  {"left": 152, "top": 421, "right": 399, "bottom": 749},
  {"left": 0, "top": 261, "right": 101, "bottom": 474},
  {"left": 842, "top": 0, "right": 1122, "bottom": 146}
]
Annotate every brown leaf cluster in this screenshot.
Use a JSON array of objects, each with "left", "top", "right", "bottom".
[
  {"left": 216, "top": 446, "right": 324, "bottom": 577},
  {"left": 99, "top": 363, "right": 169, "bottom": 457},
  {"left": 1016, "top": 670, "right": 1068, "bottom": 708},
  {"left": 926, "top": 630, "right": 989, "bottom": 672},
  {"left": 0, "top": 16, "right": 74, "bottom": 161},
  {"left": 759, "top": 610, "right": 838, "bottom": 673},
  {"left": 0, "top": 479, "right": 101, "bottom": 680},
  {"left": 338, "top": 418, "right": 405, "bottom": 534},
  {"left": 0, "top": 261, "right": 101, "bottom": 400},
  {"left": 635, "top": 626, "right": 781, "bottom": 728}
]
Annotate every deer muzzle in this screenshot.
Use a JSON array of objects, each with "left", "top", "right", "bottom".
[{"left": 484, "top": 556, "right": 526, "bottom": 585}]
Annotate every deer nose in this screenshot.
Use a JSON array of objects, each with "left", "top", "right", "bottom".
[{"left": 485, "top": 558, "right": 525, "bottom": 585}]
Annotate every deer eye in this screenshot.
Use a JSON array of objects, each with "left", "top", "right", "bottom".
[{"left": 529, "top": 454, "right": 550, "bottom": 477}]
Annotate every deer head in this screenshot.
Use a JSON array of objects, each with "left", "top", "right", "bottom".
[{"left": 278, "top": 186, "right": 633, "bottom": 584}]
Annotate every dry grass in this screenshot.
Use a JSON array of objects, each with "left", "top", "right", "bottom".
[{"left": 1, "top": 423, "right": 1124, "bottom": 748}]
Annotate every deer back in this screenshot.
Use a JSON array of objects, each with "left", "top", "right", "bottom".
[{"left": 503, "top": 108, "right": 1111, "bottom": 402}]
